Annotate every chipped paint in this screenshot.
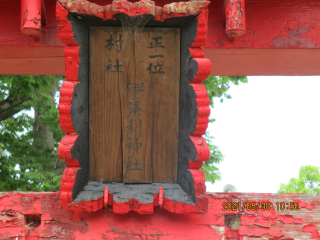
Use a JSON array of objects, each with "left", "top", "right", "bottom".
[
  {"left": 58, "top": 0, "right": 209, "bottom": 21},
  {"left": 238, "top": 226, "right": 285, "bottom": 238},
  {"left": 275, "top": 215, "right": 303, "bottom": 224},
  {"left": 272, "top": 26, "right": 316, "bottom": 48},
  {"left": 21, "top": 0, "right": 42, "bottom": 40},
  {"left": 303, "top": 225, "right": 320, "bottom": 238},
  {"left": 39, "top": 25, "right": 61, "bottom": 46},
  {"left": 215, "top": 39, "right": 223, "bottom": 47},
  {"left": 295, "top": 199, "right": 315, "bottom": 210},
  {"left": 1, "top": 192, "right": 320, "bottom": 239},
  {"left": 225, "top": 0, "right": 246, "bottom": 36},
  {"left": 23, "top": 8, "right": 29, "bottom": 26}
]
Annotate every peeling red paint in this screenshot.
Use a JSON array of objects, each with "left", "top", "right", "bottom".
[
  {"left": 275, "top": 215, "right": 303, "bottom": 224},
  {"left": 58, "top": 134, "right": 79, "bottom": 167},
  {"left": 295, "top": 199, "right": 315, "bottom": 210},
  {"left": 1, "top": 192, "right": 320, "bottom": 239},
  {"left": 21, "top": 0, "right": 42, "bottom": 41},
  {"left": 58, "top": 0, "right": 210, "bottom": 21},
  {"left": 104, "top": 186, "right": 109, "bottom": 207},
  {"left": 238, "top": 226, "right": 285, "bottom": 238},
  {"left": 279, "top": 193, "right": 297, "bottom": 198},
  {"left": 303, "top": 225, "right": 320, "bottom": 239},
  {"left": 39, "top": 24, "right": 61, "bottom": 46},
  {"left": 225, "top": 0, "right": 246, "bottom": 36},
  {"left": 272, "top": 26, "right": 316, "bottom": 48}
]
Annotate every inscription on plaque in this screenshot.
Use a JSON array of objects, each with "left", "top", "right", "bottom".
[{"left": 89, "top": 27, "right": 180, "bottom": 183}]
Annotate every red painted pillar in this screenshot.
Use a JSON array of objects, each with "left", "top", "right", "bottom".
[
  {"left": 21, "top": 0, "right": 42, "bottom": 41},
  {"left": 225, "top": 0, "right": 246, "bottom": 38}
]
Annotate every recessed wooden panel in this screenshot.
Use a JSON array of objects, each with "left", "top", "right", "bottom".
[
  {"left": 89, "top": 27, "right": 123, "bottom": 182},
  {"left": 89, "top": 27, "right": 180, "bottom": 183}
]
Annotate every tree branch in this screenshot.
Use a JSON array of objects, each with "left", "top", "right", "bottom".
[
  {"left": 0, "top": 95, "right": 31, "bottom": 122},
  {"left": 0, "top": 87, "right": 31, "bottom": 122}
]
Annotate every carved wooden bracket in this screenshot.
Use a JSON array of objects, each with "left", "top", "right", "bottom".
[
  {"left": 56, "top": 0, "right": 211, "bottom": 214},
  {"left": 21, "top": 0, "right": 47, "bottom": 41},
  {"left": 224, "top": 0, "right": 246, "bottom": 42}
]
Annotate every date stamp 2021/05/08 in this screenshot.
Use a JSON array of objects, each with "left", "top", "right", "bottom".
[{"left": 222, "top": 202, "right": 300, "bottom": 211}]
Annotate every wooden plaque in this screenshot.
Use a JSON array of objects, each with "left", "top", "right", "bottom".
[{"left": 89, "top": 27, "right": 180, "bottom": 183}]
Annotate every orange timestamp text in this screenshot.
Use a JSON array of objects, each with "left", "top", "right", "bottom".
[
  {"left": 222, "top": 201, "right": 272, "bottom": 211},
  {"left": 222, "top": 201, "right": 301, "bottom": 211}
]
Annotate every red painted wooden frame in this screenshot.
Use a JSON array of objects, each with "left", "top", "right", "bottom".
[{"left": 56, "top": 0, "right": 212, "bottom": 214}]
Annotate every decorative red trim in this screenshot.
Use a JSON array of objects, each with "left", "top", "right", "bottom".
[
  {"left": 56, "top": 2, "right": 80, "bottom": 211},
  {"left": 190, "top": 84, "right": 210, "bottom": 135},
  {"left": 187, "top": 10, "right": 211, "bottom": 212},
  {"left": 189, "top": 169, "right": 208, "bottom": 210},
  {"left": 188, "top": 161, "right": 203, "bottom": 169},
  {"left": 188, "top": 136, "right": 210, "bottom": 169},
  {"left": 60, "top": 167, "right": 79, "bottom": 207},
  {"left": 58, "top": 134, "right": 79, "bottom": 167},
  {"left": 162, "top": 197, "right": 201, "bottom": 213},
  {"left": 190, "top": 58, "right": 211, "bottom": 84},
  {"left": 191, "top": 10, "right": 208, "bottom": 48},
  {"left": 58, "top": 0, "right": 209, "bottom": 21},
  {"left": 56, "top": 3, "right": 78, "bottom": 46},
  {"left": 113, "top": 199, "right": 155, "bottom": 214},
  {"left": 103, "top": 186, "right": 108, "bottom": 207},
  {"left": 58, "top": 82, "right": 76, "bottom": 133},
  {"left": 190, "top": 136, "right": 210, "bottom": 162},
  {"left": 64, "top": 46, "right": 80, "bottom": 82},
  {"left": 189, "top": 47, "right": 204, "bottom": 58},
  {"left": 159, "top": 187, "right": 164, "bottom": 207}
]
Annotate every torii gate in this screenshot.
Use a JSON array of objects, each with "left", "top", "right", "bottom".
[{"left": 0, "top": 0, "right": 320, "bottom": 239}]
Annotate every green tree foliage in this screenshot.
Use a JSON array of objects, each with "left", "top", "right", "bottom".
[
  {"left": 201, "top": 76, "right": 248, "bottom": 184},
  {"left": 277, "top": 165, "right": 320, "bottom": 194},
  {"left": 0, "top": 75, "right": 64, "bottom": 191},
  {"left": 0, "top": 75, "right": 247, "bottom": 191}
]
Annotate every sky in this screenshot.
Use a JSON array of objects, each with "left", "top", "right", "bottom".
[{"left": 205, "top": 76, "right": 320, "bottom": 193}]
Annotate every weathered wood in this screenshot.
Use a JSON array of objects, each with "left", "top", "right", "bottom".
[
  {"left": 118, "top": 28, "right": 151, "bottom": 183},
  {"left": 120, "top": 28, "right": 180, "bottom": 183},
  {"left": 1, "top": 192, "right": 320, "bottom": 239},
  {"left": 89, "top": 27, "right": 123, "bottom": 182},
  {"left": 89, "top": 27, "right": 180, "bottom": 183}
]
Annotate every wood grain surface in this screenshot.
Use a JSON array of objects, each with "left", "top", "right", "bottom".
[
  {"left": 89, "top": 27, "right": 180, "bottom": 183},
  {"left": 89, "top": 27, "right": 123, "bottom": 182}
]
